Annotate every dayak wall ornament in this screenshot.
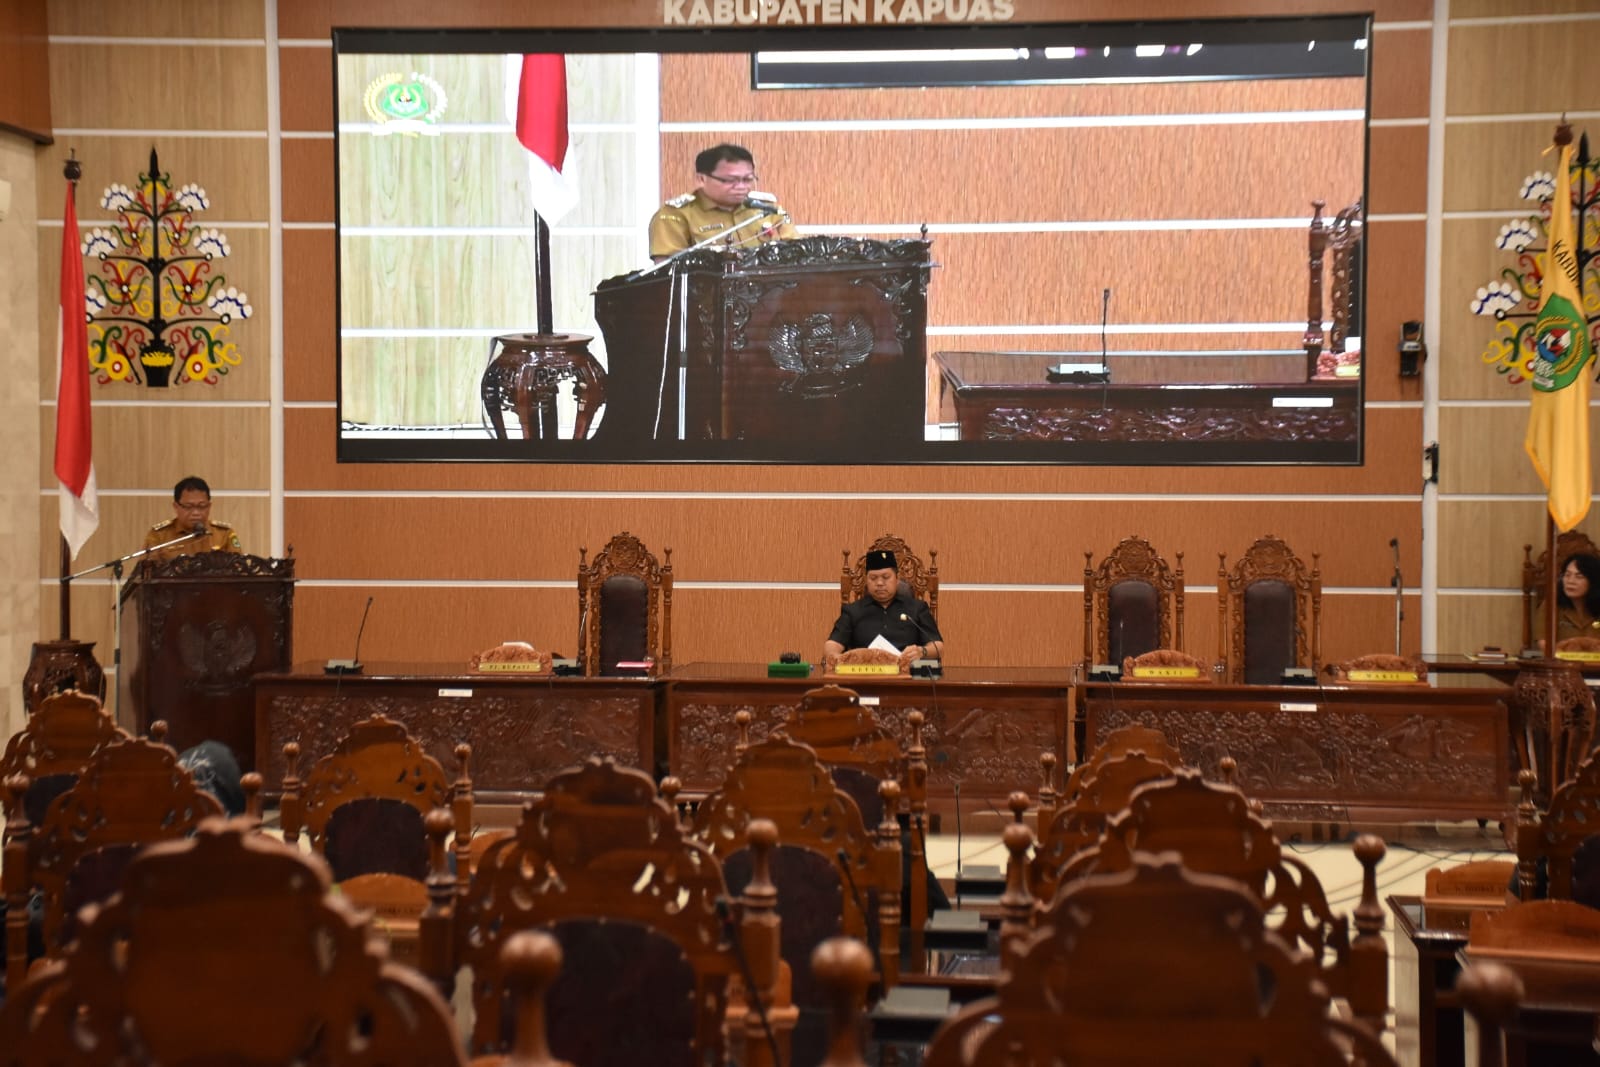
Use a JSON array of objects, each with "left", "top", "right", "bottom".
[{"left": 80, "top": 147, "right": 253, "bottom": 387}]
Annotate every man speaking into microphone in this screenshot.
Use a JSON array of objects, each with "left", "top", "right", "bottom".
[
  {"left": 647, "top": 143, "right": 798, "bottom": 260},
  {"left": 825, "top": 548, "right": 944, "bottom": 662},
  {"left": 141, "top": 475, "right": 243, "bottom": 564}
]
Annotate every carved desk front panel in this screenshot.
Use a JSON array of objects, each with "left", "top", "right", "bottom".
[
  {"left": 254, "top": 664, "right": 656, "bottom": 801},
  {"left": 1079, "top": 682, "right": 1510, "bottom": 822},
  {"left": 665, "top": 664, "right": 1073, "bottom": 813}
]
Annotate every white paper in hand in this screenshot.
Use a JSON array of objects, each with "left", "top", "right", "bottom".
[{"left": 868, "top": 633, "right": 902, "bottom": 655}]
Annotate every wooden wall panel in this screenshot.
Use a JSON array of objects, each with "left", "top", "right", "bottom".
[
  {"left": 280, "top": 47, "right": 333, "bottom": 133},
  {"left": 1368, "top": 126, "right": 1429, "bottom": 216},
  {"left": 1437, "top": 404, "right": 1600, "bottom": 496},
  {"left": 282, "top": 496, "right": 1420, "bottom": 586},
  {"left": 1436, "top": 498, "right": 1594, "bottom": 590},
  {"left": 1442, "top": 121, "right": 1570, "bottom": 214},
  {"left": 282, "top": 139, "right": 334, "bottom": 223},
  {"left": 1363, "top": 219, "right": 1427, "bottom": 402},
  {"left": 1446, "top": 22, "right": 1600, "bottom": 116},
  {"left": 0, "top": 0, "right": 51, "bottom": 142},
  {"left": 660, "top": 125, "right": 1362, "bottom": 226},
  {"left": 1453, "top": 0, "right": 1594, "bottom": 14},
  {"left": 36, "top": 495, "right": 272, "bottom": 576},
  {"left": 1437, "top": 593, "right": 1524, "bottom": 659},
  {"left": 284, "top": 405, "right": 1420, "bottom": 495},
  {"left": 32, "top": 138, "right": 272, "bottom": 224},
  {"left": 48, "top": 45, "right": 267, "bottom": 131},
  {"left": 46, "top": 0, "right": 264, "bottom": 37},
  {"left": 1368, "top": 27, "right": 1431, "bottom": 120},
  {"left": 38, "top": 406, "right": 270, "bottom": 490},
  {"left": 283, "top": 230, "right": 336, "bottom": 403}
]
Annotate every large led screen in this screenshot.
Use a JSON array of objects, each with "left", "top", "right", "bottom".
[{"left": 334, "top": 17, "right": 1370, "bottom": 464}]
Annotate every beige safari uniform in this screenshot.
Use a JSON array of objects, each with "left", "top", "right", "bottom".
[
  {"left": 648, "top": 190, "right": 799, "bottom": 258},
  {"left": 143, "top": 518, "right": 243, "bottom": 564}
]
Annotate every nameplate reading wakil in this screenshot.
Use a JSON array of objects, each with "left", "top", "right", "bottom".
[
  {"left": 1130, "top": 665, "right": 1201, "bottom": 679},
  {"left": 835, "top": 664, "right": 901, "bottom": 676},
  {"left": 473, "top": 661, "right": 544, "bottom": 673},
  {"left": 1345, "top": 669, "right": 1419, "bottom": 683}
]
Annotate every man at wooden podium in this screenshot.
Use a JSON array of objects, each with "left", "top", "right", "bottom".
[
  {"left": 826, "top": 549, "right": 944, "bottom": 661},
  {"left": 142, "top": 475, "right": 243, "bottom": 564},
  {"left": 647, "top": 143, "right": 798, "bottom": 259}
]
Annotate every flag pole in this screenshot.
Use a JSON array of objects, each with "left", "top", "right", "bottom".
[
  {"left": 58, "top": 152, "right": 82, "bottom": 640},
  {"left": 536, "top": 214, "right": 553, "bottom": 336}
]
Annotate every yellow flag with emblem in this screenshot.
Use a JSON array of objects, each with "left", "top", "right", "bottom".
[{"left": 1525, "top": 138, "right": 1595, "bottom": 532}]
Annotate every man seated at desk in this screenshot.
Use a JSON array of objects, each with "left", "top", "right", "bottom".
[
  {"left": 648, "top": 143, "right": 798, "bottom": 260},
  {"left": 826, "top": 549, "right": 944, "bottom": 661},
  {"left": 142, "top": 475, "right": 243, "bottom": 564}
]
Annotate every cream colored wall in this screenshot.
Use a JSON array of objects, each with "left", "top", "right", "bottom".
[{"left": 2, "top": 131, "right": 40, "bottom": 744}]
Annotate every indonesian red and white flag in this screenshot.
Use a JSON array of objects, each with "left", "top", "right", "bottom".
[
  {"left": 55, "top": 176, "right": 98, "bottom": 560},
  {"left": 506, "top": 54, "right": 578, "bottom": 223}
]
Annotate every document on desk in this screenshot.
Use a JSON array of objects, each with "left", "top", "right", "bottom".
[{"left": 869, "top": 634, "right": 901, "bottom": 655}]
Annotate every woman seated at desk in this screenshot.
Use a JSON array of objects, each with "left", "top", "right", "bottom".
[{"left": 1556, "top": 553, "right": 1600, "bottom": 640}]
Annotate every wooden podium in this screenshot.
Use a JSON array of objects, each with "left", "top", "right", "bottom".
[
  {"left": 594, "top": 236, "right": 933, "bottom": 460},
  {"left": 118, "top": 553, "right": 295, "bottom": 769}
]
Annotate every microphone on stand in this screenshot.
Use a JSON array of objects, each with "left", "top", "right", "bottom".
[
  {"left": 1100, "top": 287, "right": 1112, "bottom": 409},
  {"left": 1390, "top": 537, "right": 1404, "bottom": 656},
  {"left": 899, "top": 612, "right": 943, "bottom": 677},
  {"left": 324, "top": 595, "right": 374, "bottom": 675}
]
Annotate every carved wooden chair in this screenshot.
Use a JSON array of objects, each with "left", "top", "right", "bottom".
[
  {"left": 1082, "top": 535, "right": 1185, "bottom": 669},
  {"left": 3, "top": 724, "right": 222, "bottom": 994},
  {"left": 0, "top": 817, "right": 469, "bottom": 1066},
  {"left": 1040, "top": 723, "right": 1182, "bottom": 830},
  {"left": 279, "top": 713, "right": 472, "bottom": 966},
  {"left": 1218, "top": 534, "right": 1322, "bottom": 684},
  {"left": 0, "top": 688, "right": 127, "bottom": 828},
  {"left": 780, "top": 685, "right": 935, "bottom": 964},
  {"left": 1522, "top": 528, "right": 1600, "bottom": 649},
  {"left": 1304, "top": 196, "right": 1365, "bottom": 380},
  {"left": 430, "top": 757, "right": 789, "bottom": 1067},
  {"left": 1057, "top": 769, "right": 1390, "bottom": 1035},
  {"left": 840, "top": 533, "right": 938, "bottom": 617},
  {"left": 1513, "top": 753, "right": 1600, "bottom": 907},
  {"left": 923, "top": 853, "right": 1399, "bottom": 1067},
  {"left": 578, "top": 531, "right": 673, "bottom": 675},
  {"left": 1027, "top": 742, "right": 1181, "bottom": 904},
  {"left": 693, "top": 732, "right": 901, "bottom": 1067}
]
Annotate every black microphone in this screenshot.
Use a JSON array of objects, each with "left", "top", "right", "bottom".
[
  {"left": 898, "top": 612, "right": 941, "bottom": 654},
  {"left": 743, "top": 192, "right": 779, "bottom": 214},
  {"left": 953, "top": 781, "right": 963, "bottom": 908},
  {"left": 1101, "top": 287, "right": 1111, "bottom": 366},
  {"left": 836, "top": 849, "right": 882, "bottom": 975},
  {"left": 1389, "top": 537, "right": 1401, "bottom": 587},
  {"left": 324, "top": 595, "right": 373, "bottom": 675},
  {"left": 191, "top": 522, "right": 208, "bottom": 541}
]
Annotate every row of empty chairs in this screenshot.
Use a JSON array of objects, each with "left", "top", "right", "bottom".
[{"left": 1085, "top": 532, "right": 1322, "bottom": 684}]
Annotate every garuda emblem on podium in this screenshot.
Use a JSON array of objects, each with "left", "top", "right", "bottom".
[{"left": 769, "top": 312, "right": 875, "bottom": 399}]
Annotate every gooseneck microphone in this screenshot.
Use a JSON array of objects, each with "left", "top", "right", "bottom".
[
  {"left": 743, "top": 191, "right": 779, "bottom": 214},
  {"left": 324, "top": 595, "right": 374, "bottom": 675},
  {"left": 898, "top": 612, "right": 940, "bottom": 654},
  {"left": 1390, "top": 537, "right": 1404, "bottom": 656}
]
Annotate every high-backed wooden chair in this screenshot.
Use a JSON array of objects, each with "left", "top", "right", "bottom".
[
  {"left": 1028, "top": 740, "right": 1182, "bottom": 903},
  {"left": 1059, "top": 769, "right": 1390, "bottom": 1035},
  {"left": 432, "top": 757, "right": 788, "bottom": 1067},
  {"left": 578, "top": 531, "right": 673, "bottom": 675},
  {"left": 0, "top": 688, "right": 127, "bottom": 827},
  {"left": 1082, "top": 535, "right": 1185, "bottom": 668},
  {"left": 279, "top": 714, "right": 469, "bottom": 966},
  {"left": 4, "top": 725, "right": 222, "bottom": 994},
  {"left": 841, "top": 533, "right": 938, "bottom": 617},
  {"left": 1514, "top": 754, "right": 1600, "bottom": 907},
  {"left": 693, "top": 732, "right": 900, "bottom": 1067},
  {"left": 0, "top": 818, "right": 468, "bottom": 1066},
  {"left": 781, "top": 685, "right": 934, "bottom": 963},
  {"left": 1304, "top": 196, "right": 1365, "bottom": 380},
  {"left": 922, "top": 853, "right": 1399, "bottom": 1067},
  {"left": 1521, "top": 528, "right": 1600, "bottom": 649},
  {"left": 1218, "top": 534, "right": 1322, "bottom": 684}
]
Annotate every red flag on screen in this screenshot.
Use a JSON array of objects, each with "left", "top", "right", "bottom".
[{"left": 512, "top": 54, "right": 578, "bottom": 223}]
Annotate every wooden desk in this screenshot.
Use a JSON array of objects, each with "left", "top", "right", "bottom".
[
  {"left": 254, "top": 662, "right": 656, "bottom": 802},
  {"left": 1390, "top": 894, "right": 1469, "bottom": 1067},
  {"left": 933, "top": 350, "right": 1358, "bottom": 446},
  {"left": 1457, "top": 946, "right": 1600, "bottom": 1066},
  {"left": 1077, "top": 681, "right": 1510, "bottom": 822},
  {"left": 664, "top": 663, "right": 1073, "bottom": 814}
]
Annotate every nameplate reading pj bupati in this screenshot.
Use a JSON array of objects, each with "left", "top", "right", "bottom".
[{"left": 834, "top": 664, "right": 901, "bottom": 676}]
